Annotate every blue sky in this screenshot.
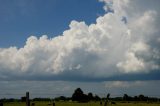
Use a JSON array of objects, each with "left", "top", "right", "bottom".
[
  {"left": 0, "top": 0, "right": 160, "bottom": 98},
  {"left": 0, "top": 0, "right": 104, "bottom": 47}
]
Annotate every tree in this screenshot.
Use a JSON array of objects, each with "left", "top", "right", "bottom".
[
  {"left": 134, "top": 96, "right": 138, "bottom": 101},
  {"left": 94, "top": 95, "right": 101, "bottom": 101},
  {"left": 72, "top": 88, "right": 84, "bottom": 102},
  {"left": 123, "top": 94, "right": 129, "bottom": 101},
  {"left": 54, "top": 96, "right": 67, "bottom": 101},
  {"left": 88, "top": 92, "right": 93, "bottom": 101},
  {"left": 107, "top": 93, "right": 110, "bottom": 99},
  {"left": 138, "top": 94, "right": 145, "bottom": 101},
  {"left": 21, "top": 97, "right": 26, "bottom": 102},
  {"left": 104, "top": 93, "right": 110, "bottom": 106}
]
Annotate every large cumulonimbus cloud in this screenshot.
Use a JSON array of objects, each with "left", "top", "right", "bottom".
[{"left": 0, "top": 0, "right": 160, "bottom": 81}]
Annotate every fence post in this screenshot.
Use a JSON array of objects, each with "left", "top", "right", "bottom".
[
  {"left": 0, "top": 102, "right": 3, "bottom": 106},
  {"left": 53, "top": 101, "right": 55, "bottom": 106},
  {"left": 26, "top": 92, "right": 30, "bottom": 106}
]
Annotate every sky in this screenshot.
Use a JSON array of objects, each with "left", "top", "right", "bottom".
[
  {"left": 0, "top": 0, "right": 104, "bottom": 47},
  {"left": 0, "top": 0, "right": 160, "bottom": 98}
]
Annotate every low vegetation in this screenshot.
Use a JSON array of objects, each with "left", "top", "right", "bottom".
[
  {"left": 0, "top": 88, "right": 160, "bottom": 106},
  {"left": 2, "top": 101, "right": 160, "bottom": 106}
]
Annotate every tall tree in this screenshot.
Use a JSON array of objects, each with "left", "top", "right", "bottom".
[
  {"left": 123, "top": 94, "right": 129, "bottom": 101},
  {"left": 72, "top": 88, "right": 84, "bottom": 102}
]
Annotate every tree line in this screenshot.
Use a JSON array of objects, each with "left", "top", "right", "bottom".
[{"left": 0, "top": 88, "right": 159, "bottom": 103}]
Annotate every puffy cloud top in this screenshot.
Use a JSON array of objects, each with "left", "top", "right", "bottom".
[{"left": 0, "top": 0, "right": 160, "bottom": 81}]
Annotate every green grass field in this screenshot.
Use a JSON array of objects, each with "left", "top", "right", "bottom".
[{"left": 3, "top": 101, "right": 160, "bottom": 106}]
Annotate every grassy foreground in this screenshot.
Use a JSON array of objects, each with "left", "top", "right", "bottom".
[{"left": 3, "top": 101, "right": 160, "bottom": 106}]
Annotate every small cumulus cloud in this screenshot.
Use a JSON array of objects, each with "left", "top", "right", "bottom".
[
  {"left": 0, "top": 0, "right": 160, "bottom": 81},
  {"left": 104, "top": 81, "right": 144, "bottom": 88}
]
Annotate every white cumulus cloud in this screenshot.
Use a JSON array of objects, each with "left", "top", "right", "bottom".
[{"left": 0, "top": 0, "right": 160, "bottom": 81}]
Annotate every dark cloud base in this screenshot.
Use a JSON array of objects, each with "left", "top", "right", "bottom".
[{"left": 1, "top": 70, "right": 159, "bottom": 82}]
